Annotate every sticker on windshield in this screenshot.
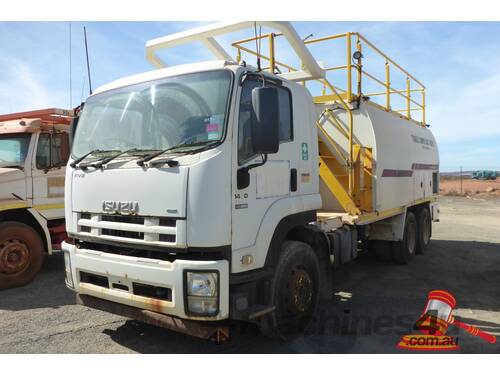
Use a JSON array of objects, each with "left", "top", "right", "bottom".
[
  {"left": 207, "top": 132, "right": 219, "bottom": 140},
  {"left": 205, "top": 115, "right": 222, "bottom": 140},
  {"left": 206, "top": 123, "right": 218, "bottom": 132}
]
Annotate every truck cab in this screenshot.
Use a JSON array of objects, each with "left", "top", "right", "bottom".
[
  {"left": 0, "top": 108, "right": 72, "bottom": 289},
  {"left": 64, "top": 62, "right": 319, "bottom": 329}
]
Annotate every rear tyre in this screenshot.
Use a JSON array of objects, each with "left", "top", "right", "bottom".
[
  {"left": 258, "top": 241, "right": 320, "bottom": 340},
  {"left": 0, "top": 222, "right": 45, "bottom": 290},
  {"left": 416, "top": 207, "right": 431, "bottom": 254},
  {"left": 391, "top": 212, "right": 417, "bottom": 264}
]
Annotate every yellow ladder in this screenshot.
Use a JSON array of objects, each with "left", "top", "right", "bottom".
[{"left": 317, "top": 109, "right": 373, "bottom": 215}]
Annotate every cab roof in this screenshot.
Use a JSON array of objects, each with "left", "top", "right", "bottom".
[{"left": 92, "top": 60, "right": 239, "bottom": 96}]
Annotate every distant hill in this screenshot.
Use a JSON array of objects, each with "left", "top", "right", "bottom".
[
  {"left": 440, "top": 171, "right": 473, "bottom": 177},
  {"left": 440, "top": 170, "right": 499, "bottom": 179}
]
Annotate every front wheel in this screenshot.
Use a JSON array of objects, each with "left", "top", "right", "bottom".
[
  {"left": 0, "top": 222, "right": 45, "bottom": 290},
  {"left": 259, "top": 241, "right": 321, "bottom": 340}
]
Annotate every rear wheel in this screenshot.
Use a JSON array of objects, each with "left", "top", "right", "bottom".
[
  {"left": 391, "top": 212, "right": 417, "bottom": 264},
  {"left": 416, "top": 207, "right": 431, "bottom": 254},
  {"left": 0, "top": 222, "right": 45, "bottom": 290},
  {"left": 259, "top": 241, "right": 320, "bottom": 340}
]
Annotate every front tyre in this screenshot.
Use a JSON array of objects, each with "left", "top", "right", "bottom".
[
  {"left": 0, "top": 222, "right": 45, "bottom": 290},
  {"left": 259, "top": 241, "right": 320, "bottom": 340}
]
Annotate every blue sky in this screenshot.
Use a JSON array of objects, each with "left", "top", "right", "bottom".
[{"left": 0, "top": 21, "right": 499, "bottom": 172}]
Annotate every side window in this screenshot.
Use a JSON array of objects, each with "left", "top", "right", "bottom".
[
  {"left": 238, "top": 79, "right": 260, "bottom": 164},
  {"left": 52, "top": 132, "right": 70, "bottom": 167},
  {"left": 36, "top": 132, "right": 70, "bottom": 170},
  {"left": 238, "top": 80, "right": 293, "bottom": 164},
  {"left": 278, "top": 87, "right": 293, "bottom": 142},
  {"left": 36, "top": 133, "right": 51, "bottom": 169}
]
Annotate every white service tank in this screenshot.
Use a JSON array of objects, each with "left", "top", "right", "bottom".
[{"left": 318, "top": 100, "right": 439, "bottom": 213}]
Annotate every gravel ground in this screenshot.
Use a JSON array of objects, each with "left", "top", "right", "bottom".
[{"left": 1, "top": 196, "right": 499, "bottom": 353}]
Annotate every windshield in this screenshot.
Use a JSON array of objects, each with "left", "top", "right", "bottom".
[
  {"left": 72, "top": 70, "right": 232, "bottom": 158},
  {"left": 0, "top": 133, "right": 31, "bottom": 168}
]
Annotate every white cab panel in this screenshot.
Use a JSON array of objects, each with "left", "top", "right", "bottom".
[{"left": 71, "top": 165, "right": 188, "bottom": 218}]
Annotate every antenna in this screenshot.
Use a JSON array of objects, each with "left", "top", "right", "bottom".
[
  {"left": 84, "top": 26, "right": 93, "bottom": 95},
  {"left": 69, "top": 22, "right": 72, "bottom": 107},
  {"left": 253, "top": 22, "right": 261, "bottom": 71}
]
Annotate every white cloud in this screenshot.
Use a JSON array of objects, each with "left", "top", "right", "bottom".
[{"left": 0, "top": 57, "right": 68, "bottom": 113}]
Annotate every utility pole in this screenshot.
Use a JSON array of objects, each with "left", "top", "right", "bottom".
[{"left": 460, "top": 165, "right": 463, "bottom": 195}]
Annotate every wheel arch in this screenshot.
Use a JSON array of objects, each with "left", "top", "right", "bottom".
[
  {"left": 264, "top": 210, "right": 319, "bottom": 268},
  {"left": 264, "top": 212, "right": 332, "bottom": 300},
  {"left": 0, "top": 208, "right": 50, "bottom": 253}
]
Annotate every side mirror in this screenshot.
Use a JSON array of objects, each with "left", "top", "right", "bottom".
[{"left": 251, "top": 87, "right": 279, "bottom": 154}]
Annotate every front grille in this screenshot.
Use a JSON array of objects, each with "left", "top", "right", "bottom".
[
  {"left": 159, "top": 234, "right": 176, "bottom": 242},
  {"left": 77, "top": 212, "right": 179, "bottom": 246},
  {"left": 76, "top": 240, "right": 228, "bottom": 261},
  {"left": 102, "top": 228, "right": 144, "bottom": 240},
  {"left": 159, "top": 218, "right": 176, "bottom": 227},
  {"left": 133, "top": 282, "right": 172, "bottom": 301},
  {"left": 101, "top": 215, "right": 144, "bottom": 225},
  {"left": 80, "top": 271, "right": 109, "bottom": 288},
  {"left": 79, "top": 271, "right": 171, "bottom": 302}
]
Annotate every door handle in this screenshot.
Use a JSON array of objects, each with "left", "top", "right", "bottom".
[{"left": 290, "top": 168, "right": 297, "bottom": 192}]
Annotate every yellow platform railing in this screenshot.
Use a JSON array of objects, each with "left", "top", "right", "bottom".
[{"left": 231, "top": 31, "right": 426, "bottom": 126}]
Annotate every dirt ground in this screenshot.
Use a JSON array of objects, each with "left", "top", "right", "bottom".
[
  {"left": 440, "top": 176, "right": 500, "bottom": 197},
  {"left": 0, "top": 196, "right": 499, "bottom": 353}
]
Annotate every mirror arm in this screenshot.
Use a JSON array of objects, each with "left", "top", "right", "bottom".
[{"left": 239, "top": 154, "right": 268, "bottom": 173}]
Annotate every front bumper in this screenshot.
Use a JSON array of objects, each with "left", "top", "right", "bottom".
[{"left": 62, "top": 241, "right": 229, "bottom": 321}]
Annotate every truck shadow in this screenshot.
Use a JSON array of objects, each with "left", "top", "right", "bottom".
[
  {"left": 0, "top": 252, "right": 75, "bottom": 311},
  {"left": 102, "top": 239, "right": 500, "bottom": 353}
]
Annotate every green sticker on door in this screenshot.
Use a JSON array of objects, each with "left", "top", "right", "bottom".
[{"left": 301, "top": 142, "right": 308, "bottom": 160}]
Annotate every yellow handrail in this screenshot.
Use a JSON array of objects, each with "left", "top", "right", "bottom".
[{"left": 232, "top": 30, "right": 427, "bottom": 126}]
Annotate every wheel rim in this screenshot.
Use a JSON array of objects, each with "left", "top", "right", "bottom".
[
  {"left": 422, "top": 215, "right": 431, "bottom": 245},
  {"left": 407, "top": 221, "right": 417, "bottom": 255},
  {"left": 286, "top": 267, "right": 314, "bottom": 314},
  {"left": 0, "top": 239, "right": 31, "bottom": 275}
]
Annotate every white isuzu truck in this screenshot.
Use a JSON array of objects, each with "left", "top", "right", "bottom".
[
  {"left": 0, "top": 108, "right": 72, "bottom": 289},
  {"left": 62, "top": 22, "right": 439, "bottom": 340}
]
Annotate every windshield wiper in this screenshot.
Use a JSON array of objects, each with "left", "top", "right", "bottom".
[
  {"left": 136, "top": 140, "right": 218, "bottom": 167},
  {"left": 70, "top": 149, "right": 113, "bottom": 169},
  {"left": 79, "top": 148, "right": 146, "bottom": 170}
]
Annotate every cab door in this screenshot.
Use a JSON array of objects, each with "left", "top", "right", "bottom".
[
  {"left": 231, "top": 77, "right": 296, "bottom": 255},
  {"left": 31, "top": 131, "right": 70, "bottom": 220}
]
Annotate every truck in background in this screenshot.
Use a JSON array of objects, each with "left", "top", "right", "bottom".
[
  {"left": 62, "top": 22, "right": 439, "bottom": 340},
  {"left": 472, "top": 170, "right": 497, "bottom": 180},
  {"left": 0, "top": 108, "right": 72, "bottom": 290}
]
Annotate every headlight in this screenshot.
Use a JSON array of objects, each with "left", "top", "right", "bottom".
[
  {"left": 187, "top": 272, "right": 217, "bottom": 296},
  {"left": 63, "top": 250, "right": 74, "bottom": 288},
  {"left": 185, "top": 271, "right": 218, "bottom": 316}
]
